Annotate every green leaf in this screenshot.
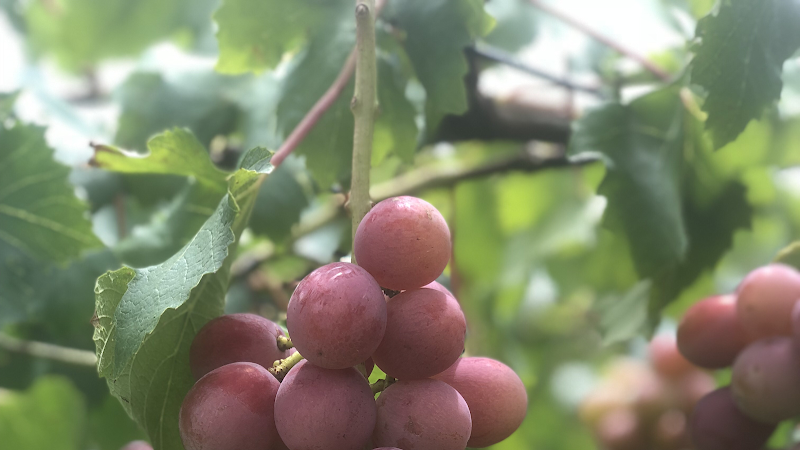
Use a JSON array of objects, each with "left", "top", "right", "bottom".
[
  {"left": 213, "top": 0, "right": 334, "bottom": 74},
  {"left": 0, "top": 91, "right": 18, "bottom": 121},
  {"left": 0, "top": 376, "right": 86, "bottom": 450},
  {"left": 483, "top": 0, "right": 538, "bottom": 52},
  {"left": 276, "top": 0, "right": 355, "bottom": 187},
  {"left": 691, "top": 0, "right": 800, "bottom": 149},
  {"left": 92, "top": 128, "right": 228, "bottom": 191},
  {"left": 87, "top": 394, "right": 148, "bottom": 450},
  {"left": 93, "top": 148, "right": 271, "bottom": 448},
  {"left": 592, "top": 281, "right": 651, "bottom": 345},
  {"left": 570, "top": 87, "right": 687, "bottom": 278},
  {"left": 373, "top": 54, "right": 420, "bottom": 164},
  {"left": 0, "top": 123, "right": 101, "bottom": 263},
  {"left": 386, "top": 0, "right": 494, "bottom": 132},
  {"left": 251, "top": 156, "right": 311, "bottom": 242},
  {"left": 24, "top": 0, "right": 217, "bottom": 71},
  {"left": 774, "top": 241, "right": 800, "bottom": 270},
  {"left": 114, "top": 72, "right": 243, "bottom": 151}
]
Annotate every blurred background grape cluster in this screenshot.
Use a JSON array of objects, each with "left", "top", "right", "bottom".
[{"left": 2, "top": 0, "right": 800, "bottom": 449}]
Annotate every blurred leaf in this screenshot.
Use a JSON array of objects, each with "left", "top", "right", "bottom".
[
  {"left": 93, "top": 148, "right": 271, "bottom": 448},
  {"left": 114, "top": 72, "right": 243, "bottom": 151},
  {"left": 593, "top": 280, "right": 651, "bottom": 345},
  {"left": 775, "top": 241, "right": 800, "bottom": 270},
  {"left": 25, "top": 0, "right": 215, "bottom": 70},
  {"left": 0, "top": 376, "right": 86, "bottom": 450},
  {"left": 0, "top": 91, "right": 18, "bottom": 121},
  {"left": 483, "top": 0, "right": 538, "bottom": 52},
  {"left": 87, "top": 394, "right": 147, "bottom": 450},
  {"left": 570, "top": 87, "right": 687, "bottom": 278},
  {"left": 251, "top": 156, "right": 311, "bottom": 242},
  {"left": 93, "top": 128, "right": 228, "bottom": 191},
  {"left": 691, "top": 0, "right": 800, "bottom": 148},
  {"left": 276, "top": 0, "right": 355, "bottom": 187},
  {"left": 213, "top": 0, "right": 334, "bottom": 74},
  {"left": 386, "top": 0, "right": 494, "bottom": 132},
  {"left": 373, "top": 55, "right": 419, "bottom": 165},
  {"left": 0, "top": 123, "right": 101, "bottom": 263}
]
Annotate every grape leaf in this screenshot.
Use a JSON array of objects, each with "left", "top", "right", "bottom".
[
  {"left": 0, "top": 91, "right": 18, "bottom": 121},
  {"left": 93, "top": 148, "right": 272, "bottom": 448},
  {"left": 24, "top": 0, "right": 218, "bottom": 71},
  {"left": 114, "top": 72, "right": 243, "bottom": 151},
  {"left": 0, "top": 123, "right": 101, "bottom": 263},
  {"left": 213, "top": 0, "right": 335, "bottom": 74},
  {"left": 92, "top": 128, "right": 228, "bottom": 192},
  {"left": 570, "top": 87, "right": 687, "bottom": 278},
  {"left": 250, "top": 156, "right": 312, "bottom": 242},
  {"left": 0, "top": 376, "right": 86, "bottom": 450},
  {"left": 386, "top": 0, "right": 494, "bottom": 132},
  {"left": 691, "top": 0, "right": 800, "bottom": 149},
  {"left": 373, "top": 54, "right": 420, "bottom": 164},
  {"left": 592, "top": 281, "right": 651, "bottom": 345}
]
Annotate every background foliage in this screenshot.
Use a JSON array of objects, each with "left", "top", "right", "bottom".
[{"left": 1, "top": 0, "right": 800, "bottom": 449}]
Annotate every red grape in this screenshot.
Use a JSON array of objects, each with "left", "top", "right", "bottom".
[
  {"left": 432, "top": 357, "right": 527, "bottom": 447},
  {"left": 736, "top": 264, "right": 800, "bottom": 339},
  {"left": 791, "top": 300, "right": 800, "bottom": 348},
  {"left": 373, "top": 379, "right": 472, "bottom": 450},
  {"left": 593, "top": 408, "right": 645, "bottom": 450},
  {"left": 652, "top": 410, "right": 689, "bottom": 450},
  {"left": 179, "top": 362, "right": 282, "bottom": 450},
  {"left": 274, "top": 360, "right": 376, "bottom": 450},
  {"left": 422, "top": 280, "right": 457, "bottom": 302},
  {"left": 189, "top": 313, "right": 290, "bottom": 380},
  {"left": 372, "top": 288, "right": 466, "bottom": 379},
  {"left": 354, "top": 196, "right": 451, "bottom": 290},
  {"left": 731, "top": 337, "right": 800, "bottom": 423},
  {"left": 287, "top": 262, "right": 387, "bottom": 369},
  {"left": 677, "top": 294, "right": 748, "bottom": 369},
  {"left": 673, "top": 369, "right": 716, "bottom": 414},
  {"left": 649, "top": 334, "right": 695, "bottom": 379},
  {"left": 119, "top": 441, "right": 153, "bottom": 450},
  {"left": 688, "top": 387, "right": 775, "bottom": 450}
]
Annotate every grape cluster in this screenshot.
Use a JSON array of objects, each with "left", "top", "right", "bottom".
[
  {"left": 680, "top": 264, "right": 800, "bottom": 450},
  {"left": 177, "top": 196, "right": 528, "bottom": 450},
  {"left": 579, "top": 336, "right": 716, "bottom": 450}
]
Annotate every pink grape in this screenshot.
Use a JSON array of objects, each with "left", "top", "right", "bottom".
[
  {"left": 189, "top": 313, "right": 290, "bottom": 380},
  {"left": 653, "top": 410, "right": 689, "bottom": 450},
  {"left": 432, "top": 357, "right": 527, "bottom": 447},
  {"left": 373, "top": 379, "right": 472, "bottom": 450},
  {"left": 593, "top": 408, "right": 645, "bottom": 450},
  {"left": 119, "top": 441, "right": 153, "bottom": 450},
  {"left": 287, "top": 262, "right": 387, "bottom": 369},
  {"left": 422, "top": 280, "right": 457, "bottom": 302},
  {"left": 179, "top": 362, "right": 282, "bottom": 450},
  {"left": 731, "top": 337, "right": 800, "bottom": 423},
  {"left": 354, "top": 196, "right": 451, "bottom": 290},
  {"left": 274, "top": 360, "right": 376, "bottom": 450},
  {"left": 677, "top": 295, "right": 748, "bottom": 369},
  {"left": 791, "top": 300, "right": 800, "bottom": 348},
  {"left": 688, "top": 387, "right": 775, "bottom": 450},
  {"left": 372, "top": 288, "right": 466, "bottom": 379},
  {"left": 649, "top": 335, "right": 695, "bottom": 379},
  {"left": 736, "top": 264, "right": 800, "bottom": 339}
]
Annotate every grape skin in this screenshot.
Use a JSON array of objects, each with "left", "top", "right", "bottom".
[
  {"left": 648, "top": 335, "right": 695, "bottom": 380},
  {"left": 189, "top": 313, "right": 290, "bottom": 380},
  {"left": 372, "top": 288, "right": 466, "bottom": 379},
  {"left": 594, "top": 408, "right": 645, "bottom": 450},
  {"left": 421, "top": 280, "right": 457, "bottom": 302},
  {"left": 731, "top": 337, "right": 800, "bottom": 423},
  {"left": 287, "top": 262, "right": 387, "bottom": 369},
  {"left": 432, "top": 357, "right": 527, "bottom": 447},
  {"left": 677, "top": 295, "right": 748, "bottom": 369},
  {"left": 274, "top": 361, "right": 376, "bottom": 450},
  {"left": 354, "top": 196, "right": 451, "bottom": 290},
  {"left": 373, "top": 379, "right": 472, "bottom": 450},
  {"left": 688, "top": 387, "right": 775, "bottom": 450},
  {"left": 119, "top": 441, "right": 153, "bottom": 450},
  {"left": 736, "top": 264, "right": 800, "bottom": 339},
  {"left": 179, "top": 362, "right": 282, "bottom": 450}
]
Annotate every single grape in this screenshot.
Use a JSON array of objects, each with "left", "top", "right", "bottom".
[
  {"left": 736, "top": 264, "right": 800, "bottom": 339},
  {"left": 354, "top": 196, "right": 451, "bottom": 290},
  {"left": 593, "top": 408, "right": 645, "bottom": 450},
  {"left": 688, "top": 387, "right": 775, "bottom": 450},
  {"left": 372, "top": 288, "right": 466, "bottom": 379},
  {"left": 422, "top": 280, "right": 458, "bottom": 302},
  {"left": 287, "top": 262, "right": 387, "bottom": 369},
  {"left": 649, "top": 334, "right": 695, "bottom": 379},
  {"left": 652, "top": 410, "right": 689, "bottom": 450},
  {"left": 432, "top": 357, "right": 527, "bottom": 447},
  {"left": 274, "top": 360, "right": 376, "bottom": 450},
  {"left": 791, "top": 300, "right": 800, "bottom": 349},
  {"left": 673, "top": 369, "right": 716, "bottom": 414},
  {"left": 119, "top": 441, "right": 153, "bottom": 450},
  {"left": 731, "top": 337, "right": 800, "bottom": 423},
  {"left": 189, "top": 313, "right": 290, "bottom": 380},
  {"left": 677, "top": 294, "right": 748, "bottom": 369},
  {"left": 179, "top": 362, "right": 282, "bottom": 450},
  {"left": 373, "top": 379, "right": 472, "bottom": 450}
]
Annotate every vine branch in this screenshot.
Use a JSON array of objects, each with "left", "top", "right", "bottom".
[
  {"left": 527, "top": 0, "right": 671, "bottom": 82},
  {"left": 349, "top": 0, "right": 379, "bottom": 252},
  {"left": 0, "top": 333, "right": 97, "bottom": 367},
  {"left": 269, "top": 351, "right": 304, "bottom": 381}
]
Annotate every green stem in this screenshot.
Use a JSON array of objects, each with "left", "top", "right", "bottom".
[
  {"left": 349, "top": 0, "right": 379, "bottom": 256},
  {"left": 269, "top": 351, "right": 304, "bottom": 381},
  {"left": 0, "top": 333, "right": 97, "bottom": 367},
  {"left": 276, "top": 335, "right": 294, "bottom": 352}
]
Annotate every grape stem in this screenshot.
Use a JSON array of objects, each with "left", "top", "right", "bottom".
[
  {"left": 349, "top": 0, "right": 379, "bottom": 256},
  {"left": 370, "top": 376, "right": 396, "bottom": 395},
  {"left": 0, "top": 332, "right": 98, "bottom": 367},
  {"left": 276, "top": 335, "right": 294, "bottom": 352},
  {"left": 269, "top": 351, "right": 305, "bottom": 381}
]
